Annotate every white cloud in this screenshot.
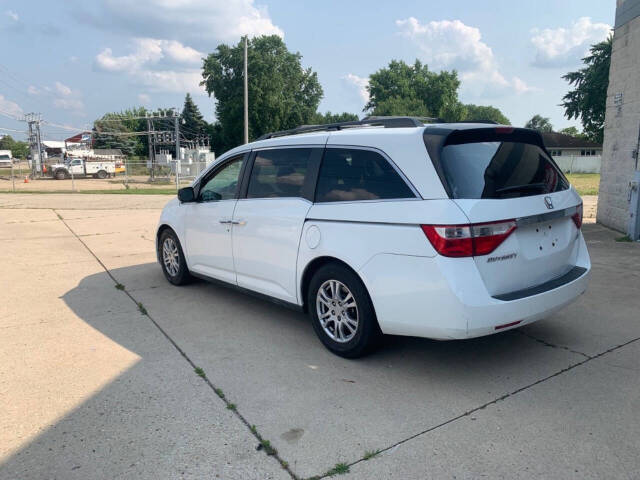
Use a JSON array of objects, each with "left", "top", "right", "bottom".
[
  {"left": 5, "top": 10, "right": 18, "bottom": 21},
  {"left": 0, "top": 95, "right": 23, "bottom": 117},
  {"left": 531, "top": 17, "right": 611, "bottom": 67},
  {"left": 95, "top": 38, "right": 205, "bottom": 94},
  {"left": 55, "top": 81, "right": 73, "bottom": 96},
  {"left": 138, "top": 93, "right": 151, "bottom": 104},
  {"left": 53, "top": 98, "right": 84, "bottom": 112},
  {"left": 343, "top": 74, "right": 369, "bottom": 104},
  {"left": 27, "top": 85, "right": 41, "bottom": 95},
  {"left": 95, "top": 38, "right": 202, "bottom": 72},
  {"left": 396, "top": 17, "right": 536, "bottom": 96},
  {"left": 90, "top": 0, "right": 282, "bottom": 48}
]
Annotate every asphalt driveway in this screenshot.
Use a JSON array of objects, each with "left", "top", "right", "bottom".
[{"left": 1, "top": 193, "right": 638, "bottom": 479}]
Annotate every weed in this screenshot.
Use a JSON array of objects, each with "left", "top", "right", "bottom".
[
  {"left": 137, "top": 302, "right": 147, "bottom": 315},
  {"left": 227, "top": 403, "right": 236, "bottom": 411},
  {"left": 214, "top": 388, "right": 225, "bottom": 399},
  {"left": 325, "top": 463, "right": 349, "bottom": 476},
  {"left": 259, "top": 439, "right": 277, "bottom": 456},
  {"left": 194, "top": 367, "right": 206, "bottom": 378},
  {"left": 615, "top": 235, "right": 633, "bottom": 242},
  {"left": 250, "top": 425, "right": 257, "bottom": 434},
  {"left": 363, "top": 449, "right": 381, "bottom": 460},
  {"left": 115, "top": 283, "right": 125, "bottom": 290}
]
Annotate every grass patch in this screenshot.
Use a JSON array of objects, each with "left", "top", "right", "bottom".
[
  {"left": 226, "top": 403, "right": 236, "bottom": 411},
  {"left": 615, "top": 235, "right": 633, "bottom": 242},
  {"left": 258, "top": 439, "right": 277, "bottom": 456},
  {"left": 194, "top": 367, "right": 206, "bottom": 377},
  {"left": 0, "top": 189, "right": 176, "bottom": 195},
  {"left": 566, "top": 173, "right": 600, "bottom": 196},
  {"left": 250, "top": 424, "right": 257, "bottom": 434},
  {"left": 137, "top": 302, "right": 147, "bottom": 315},
  {"left": 325, "top": 463, "right": 350, "bottom": 476},
  {"left": 115, "top": 283, "right": 125, "bottom": 290},
  {"left": 214, "top": 387, "right": 225, "bottom": 399},
  {"left": 363, "top": 449, "right": 381, "bottom": 460}
]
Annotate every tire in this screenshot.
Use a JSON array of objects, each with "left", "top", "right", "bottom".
[
  {"left": 158, "top": 229, "right": 193, "bottom": 286},
  {"left": 96, "top": 170, "right": 107, "bottom": 179},
  {"left": 307, "top": 263, "right": 382, "bottom": 358},
  {"left": 55, "top": 169, "right": 66, "bottom": 180}
]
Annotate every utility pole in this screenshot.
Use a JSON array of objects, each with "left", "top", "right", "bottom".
[
  {"left": 147, "top": 113, "right": 154, "bottom": 181},
  {"left": 25, "top": 113, "right": 43, "bottom": 177},
  {"left": 174, "top": 109, "right": 180, "bottom": 163},
  {"left": 244, "top": 35, "right": 249, "bottom": 144}
]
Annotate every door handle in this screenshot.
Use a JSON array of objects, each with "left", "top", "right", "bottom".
[
  {"left": 231, "top": 219, "right": 246, "bottom": 225},
  {"left": 219, "top": 219, "right": 232, "bottom": 224}
]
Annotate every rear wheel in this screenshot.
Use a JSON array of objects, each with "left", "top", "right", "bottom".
[
  {"left": 308, "top": 263, "right": 381, "bottom": 358},
  {"left": 55, "top": 169, "right": 66, "bottom": 180},
  {"left": 96, "top": 170, "right": 108, "bottom": 179},
  {"left": 159, "top": 229, "right": 193, "bottom": 285}
]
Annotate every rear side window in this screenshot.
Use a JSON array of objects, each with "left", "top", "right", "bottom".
[
  {"left": 247, "top": 148, "right": 313, "bottom": 199},
  {"left": 426, "top": 129, "right": 569, "bottom": 199},
  {"left": 316, "top": 148, "right": 414, "bottom": 202}
]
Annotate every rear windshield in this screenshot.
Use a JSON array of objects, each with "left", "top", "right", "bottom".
[{"left": 426, "top": 130, "right": 569, "bottom": 199}]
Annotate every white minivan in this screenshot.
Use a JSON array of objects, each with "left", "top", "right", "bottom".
[{"left": 157, "top": 117, "right": 590, "bottom": 357}]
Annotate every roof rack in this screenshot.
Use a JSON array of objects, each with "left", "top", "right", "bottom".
[{"left": 256, "top": 116, "right": 439, "bottom": 141}]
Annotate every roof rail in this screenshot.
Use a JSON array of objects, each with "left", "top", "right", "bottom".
[{"left": 256, "top": 116, "right": 435, "bottom": 141}]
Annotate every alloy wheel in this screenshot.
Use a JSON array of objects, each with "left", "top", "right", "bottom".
[{"left": 316, "top": 279, "right": 359, "bottom": 343}]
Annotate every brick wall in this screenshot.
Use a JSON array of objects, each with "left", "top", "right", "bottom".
[{"left": 598, "top": 13, "right": 640, "bottom": 232}]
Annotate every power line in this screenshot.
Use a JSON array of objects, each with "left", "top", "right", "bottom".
[{"left": 0, "top": 125, "right": 27, "bottom": 134}]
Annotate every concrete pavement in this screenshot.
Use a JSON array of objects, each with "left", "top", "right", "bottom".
[{"left": 0, "top": 193, "right": 638, "bottom": 479}]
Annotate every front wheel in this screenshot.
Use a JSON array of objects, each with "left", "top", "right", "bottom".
[
  {"left": 159, "top": 229, "right": 193, "bottom": 285},
  {"left": 308, "top": 263, "right": 381, "bottom": 358}
]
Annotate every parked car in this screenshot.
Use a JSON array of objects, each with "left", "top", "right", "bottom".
[
  {"left": 0, "top": 150, "right": 12, "bottom": 167},
  {"left": 49, "top": 158, "right": 115, "bottom": 179},
  {"left": 156, "top": 117, "right": 590, "bottom": 357}
]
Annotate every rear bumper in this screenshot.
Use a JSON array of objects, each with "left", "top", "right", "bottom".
[{"left": 358, "top": 232, "right": 591, "bottom": 340}]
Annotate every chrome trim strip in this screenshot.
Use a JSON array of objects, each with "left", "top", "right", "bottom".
[{"left": 515, "top": 205, "right": 579, "bottom": 227}]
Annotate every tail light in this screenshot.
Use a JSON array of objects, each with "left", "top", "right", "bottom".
[
  {"left": 421, "top": 220, "right": 517, "bottom": 258},
  {"left": 572, "top": 203, "right": 583, "bottom": 229}
]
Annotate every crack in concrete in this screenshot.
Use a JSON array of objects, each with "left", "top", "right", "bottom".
[
  {"left": 516, "top": 330, "right": 591, "bottom": 359},
  {"left": 52, "top": 209, "right": 299, "bottom": 480}
]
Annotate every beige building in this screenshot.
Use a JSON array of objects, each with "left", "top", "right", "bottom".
[{"left": 598, "top": 0, "right": 640, "bottom": 231}]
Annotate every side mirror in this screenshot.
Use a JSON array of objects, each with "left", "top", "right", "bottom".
[{"left": 178, "top": 186, "right": 196, "bottom": 203}]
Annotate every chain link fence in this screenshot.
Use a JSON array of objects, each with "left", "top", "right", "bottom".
[{"left": 0, "top": 159, "right": 211, "bottom": 194}]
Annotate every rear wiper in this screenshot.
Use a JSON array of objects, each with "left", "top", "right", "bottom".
[{"left": 495, "top": 183, "right": 548, "bottom": 194}]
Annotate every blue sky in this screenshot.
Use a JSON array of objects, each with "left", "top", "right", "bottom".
[{"left": 0, "top": 0, "right": 614, "bottom": 142}]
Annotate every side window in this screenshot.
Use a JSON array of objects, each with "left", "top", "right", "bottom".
[
  {"left": 315, "top": 148, "right": 415, "bottom": 202},
  {"left": 198, "top": 156, "right": 244, "bottom": 202},
  {"left": 247, "top": 148, "right": 313, "bottom": 199}
]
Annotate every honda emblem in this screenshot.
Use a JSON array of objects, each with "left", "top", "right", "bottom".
[{"left": 544, "top": 196, "right": 554, "bottom": 209}]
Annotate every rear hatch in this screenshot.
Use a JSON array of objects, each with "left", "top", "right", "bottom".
[{"left": 424, "top": 126, "right": 583, "bottom": 297}]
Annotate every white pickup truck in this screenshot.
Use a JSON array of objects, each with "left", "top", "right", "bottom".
[{"left": 50, "top": 158, "right": 116, "bottom": 180}]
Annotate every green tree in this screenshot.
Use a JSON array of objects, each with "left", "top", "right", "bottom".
[
  {"left": 525, "top": 114, "right": 554, "bottom": 132},
  {"left": 181, "top": 93, "right": 208, "bottom": 141},
  {"left": 201, "top": 35, "right": 323, "bottom": 153},
  {"left": 559, "top": 126, "right": 587, "bottom": 139},
  {"left": 93, "top": 107, "right": 150, "bottom": 156},
  {"left": 311, "top": 111, "right": 359, "bottom": 124},
  {"left": 0, "top": 135, "right": 29, "bottom": 158},
  {"left": 561, "top": 35, "right": 612, "bottom": 144},
  {"left": 462, "top": 104, "right": 510, "bottom": 125},
  {"left": 365, "top": 60, "right": 463, "bottom": 120}
]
